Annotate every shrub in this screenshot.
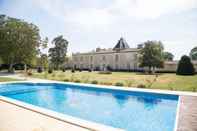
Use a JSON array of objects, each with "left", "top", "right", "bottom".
[
  {"left": 115, "top": 82, "right": 124, "bottom": 86},
  {"left": 48, "top": 69, "right": 53, "bottom": 74},
  {"left": 100, "top": 82, "right": 113, "bottom": 85},
  {"left": 63, "top": 78, "right": 70, "bottom": 82},
  {"left": 62, "top": 68, "right": 66, "bottom": 72},
  {"left": 71, "top": 69, "right": 75, "bottom": 73},
  {"left": 137, "top": 84, "right": 146, "bottom": 88},
  {"left": 98, "top": 71, "right": 112, "bottom": 74},
  {"left": 91, "top": 80, "right": 98, "bottom": 84},
  {"left": 176, "top": 55, "right": 195, "bottom": 75},
  {"left": 27, "top": 70, "right": 32, "bottom": 76},
  {"left": 27, "top": 72, "right": 32, "bottom": 76},
  {"left": 37, "top": 67, "right": 43, "bottom": 73},
  {"left": 74, "top": 79, "right": 81, "bottom": 83}
]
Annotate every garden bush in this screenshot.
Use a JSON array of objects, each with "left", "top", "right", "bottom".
[
  {"left": 100, "top": 82, "right": 113, "bottom": 85},
  {"left": 27, "top": 70, "right": 32, "bottom": 76},
  {"left": 37, "top": 67, "right": 43, "bottom": 73},
  {"left": 48, "top": 69, "right": 53, "bottom": 74},
  {"left": 137, "top": 84, "right": 146, "bottom": 88},
  {"left": 63, "top": 78, "right": 70, "bottom": 82},
  {"left": 74, "top": 79, "right": 81, "bottom": 83},
  {"left": 98, "top": 71, "right": 112, "bottom": 74},
  {"left": 91, "top": 80, "right": 98, "bottom": 84},
  {"left": 176, "top": 55, "right": 195, "bottom": 75},
  {"left": 62, "top": 68, "right": 66, "bottom": 72},
  {"left": 115, "top": 82, "right": 124, "bottom": 86},
  {"left": 71, "top": 69, "right": 75, "bottom": 73}
]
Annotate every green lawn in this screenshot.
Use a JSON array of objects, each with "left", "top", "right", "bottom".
[
  {"left": 0, "top": 77, "right": 20, "bottom": 82},
  {"left": 31, "top": 70, "right": 197, "bottom": 92}
]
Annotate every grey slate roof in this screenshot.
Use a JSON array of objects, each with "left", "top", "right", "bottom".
[{"left": 113, "top": 37, "right": 130, "bottom": 50}]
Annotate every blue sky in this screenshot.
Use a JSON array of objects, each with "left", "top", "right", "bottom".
[{"left": 0, "top": 0, "right": 197, "bottom": 60}]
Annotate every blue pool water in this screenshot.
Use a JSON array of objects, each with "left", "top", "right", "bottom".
[{"left": 0, "top": 83, "right": 178, "bottom": 131}]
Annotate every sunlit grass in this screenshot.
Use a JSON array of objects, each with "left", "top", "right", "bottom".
[
  {"left": 0, "top": 77, "right": 21, "bottom": 82},
  {"left": 31, "top": 70, "right": 197, "bottom": 92}
]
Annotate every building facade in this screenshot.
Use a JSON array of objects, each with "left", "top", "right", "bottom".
[
  {"left": 70, "top": 38, "right": 139, "bottom": 71},
  {"left": 66, "top": 38, "right": 197, "bottom": 72}
]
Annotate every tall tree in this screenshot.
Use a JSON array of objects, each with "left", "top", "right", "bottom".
[
  {"left": 36, "top": 54, "right": 48, "bottom": 70},
  {"left": 139, "top": 40, "right": 164, "bottom": 73},
  {"left": 190, "top": 47, "right": 197, "bottom": 61},
  {"left": 163, "top": 52, "right": 174, "bottom": 61},
  {"left": 49, "top": 35, "right": 68, "bottom": 69},
  {"left": 36, "top": 37, "right": 49, "bottom": 70},
  {"left": 0, "top": 15, "right": 41, "bottom": 72}
]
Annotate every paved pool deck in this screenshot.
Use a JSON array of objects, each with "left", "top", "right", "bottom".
[
  {"left": 0, "top": 99, "right": 90, "bottom": 131},
  {"left": 177, "top": 95, "right": 197, "bottom": 131}
]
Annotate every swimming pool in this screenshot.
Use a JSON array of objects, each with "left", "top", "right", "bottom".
[{"left": 0, "top": 82, "right": 179, "bottom": 131}]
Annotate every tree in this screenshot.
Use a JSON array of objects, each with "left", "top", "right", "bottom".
[
  {"left": 190, "top": 47, "right": 197, "bottom": 61},
  {"left": 139, "top": 40, "right": 164, "bottom": 73},
  {"left": 37, "top": 37, "right": 48, "bottom": 56},
  {"left": 176, "top": 55, "right": 195, "bottom": 75},
  {"left": 49, "top": 35, "right": 68, "bottom": 69},
  {"left": 36, "top": 54, "right": 48, "bottom": 70},
  {"left": 164, "top": 52, "right": 174, "bottom": 61},
  {"left": 36, "top": 37, "right": 49, "bottom": 70},
  {"left": 0, "top": 15, "right": 41, "bottom": 72}
]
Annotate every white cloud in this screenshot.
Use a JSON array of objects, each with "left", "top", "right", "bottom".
[
  {"left": 32, "top": 0, "right": 197, "bottom": 29},
  {"left": 108, "top": 0, "right": 197, "bottom": 19}
]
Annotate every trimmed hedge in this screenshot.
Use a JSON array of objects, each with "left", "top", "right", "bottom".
[{"left": 176, "top": 55, "right": 195, "bottom": 75}]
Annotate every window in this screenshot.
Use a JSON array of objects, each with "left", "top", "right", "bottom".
[
  {"left": 134, "top": 54, "right": 138, "bottom": 60},
  {"left": 90, "top": 56, "right": 93, "bottom": 62},
  {"left": 102, "top": 55, "right": 106, "bottom": 61},
  {"left": 80, "top": 56, "right": 83, "bottom": 61},
  {"left": 74, "top": 57, "right": 78, "bottom": 61},
  {"left": 115, "top": 54, "right": 119, "bottom": 62}
]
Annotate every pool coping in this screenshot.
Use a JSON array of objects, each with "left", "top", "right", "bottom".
[{"left": 0, "top": 80, "right": 197, "bottom": 131}]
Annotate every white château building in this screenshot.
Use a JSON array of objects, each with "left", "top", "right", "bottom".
[
  {"left": 66, "top": 38, "right": 197, "bottom": 72},
  {"left": 70, "top": 38, "right": 140, "bottom": 71}
]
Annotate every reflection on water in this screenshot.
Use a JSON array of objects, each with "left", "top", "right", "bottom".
[
  {"left": 137, "top": 97, "right": 161, "bottom": 110},
  {"left": 112, "top": 94, "right": 130, "bottom": 107},
  {"left": 112, "top": 93, "right": 161, "bottom": 110}
]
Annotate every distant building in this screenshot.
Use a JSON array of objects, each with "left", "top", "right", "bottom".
[
  {"left": 66, "top": 38, "right": 197, "bottom": 72},
  {"left": 70, "top": 38, "right": 139, "bottom": 71}
]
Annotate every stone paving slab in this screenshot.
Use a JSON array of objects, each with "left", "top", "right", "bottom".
[
  {"left": 177, "top": 96, "right": 197, "bottom": 131},
  {"left": 0, "top": 100, "right": 90, "bottom": 131}
]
